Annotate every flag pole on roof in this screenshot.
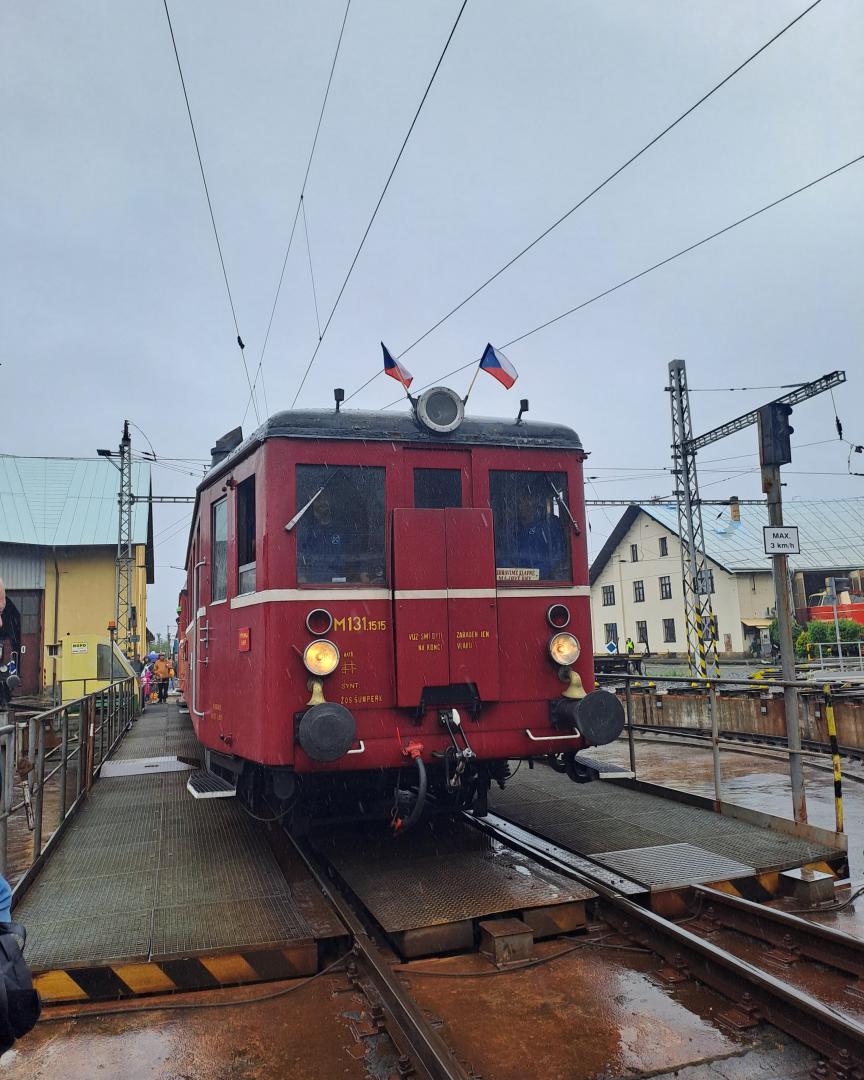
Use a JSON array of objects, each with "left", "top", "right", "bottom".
[{"left": 463, "top": 343, "right": 519, "bottom": 405}]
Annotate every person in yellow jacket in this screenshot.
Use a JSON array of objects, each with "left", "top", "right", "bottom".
[{"left": 152, "top": 654, "right": 171, "bottom": 704}]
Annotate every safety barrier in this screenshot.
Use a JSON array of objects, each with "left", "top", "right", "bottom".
[
  {"left": 597, "top": 671, "right": 850, "bottom": 834},
  {"left": 0, "top": 677, "right": 139, "bottom": 896}
]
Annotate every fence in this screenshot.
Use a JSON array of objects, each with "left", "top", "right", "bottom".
[
  {"left": 0, "top": 677, "right": 139, "bottom": 896},
  {"left": 802, "top": 641, "right": 864, "bottom": 674},
  {"left": 596, "top": 671, "right": 848, "bottom": 833}
]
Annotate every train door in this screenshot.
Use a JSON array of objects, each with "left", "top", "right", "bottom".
[
  {"left": 6, "top": 590, "right": 43, "bottom": 695},
  {"left": 392, "top": 453, "right": 499, "bottom": 706}
]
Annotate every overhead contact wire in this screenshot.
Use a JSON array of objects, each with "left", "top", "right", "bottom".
[
  {"left": 380, "top": 151, "right": 864, "bottom": 408},
  {"left": 161, "top": 0, "right": 259, "bottom": 422},
  {"left": 290, "top": 0, "right": 470, "bottom": 407},
  {"left": 388, "top": 0, "right": 825, "bottom": 365},
  {"left": 242, "top": 0, "right": 353, "bottom": 424},
  {"left": 301, "top": 198, "right": 323, "bottom": 340},
  {"left": 499, "top": 152, "right": 864, "bottom": 349}
]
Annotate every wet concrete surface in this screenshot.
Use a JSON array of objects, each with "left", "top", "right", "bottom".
[{"left": 3, "top": 973, "right": 399, "bottom": 1080}]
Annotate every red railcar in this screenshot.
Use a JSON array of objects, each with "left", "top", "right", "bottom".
[{"left": 182, "top": 386, "right": 623, "bottom": 825}]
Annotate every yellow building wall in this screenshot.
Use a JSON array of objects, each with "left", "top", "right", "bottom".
[{"left": 42, "top": 544, "right": 149, "bottom": 691}]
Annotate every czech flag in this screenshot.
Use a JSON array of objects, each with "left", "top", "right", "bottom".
[
  {"left": 382, "top": 343, "right": 413, "bottom": 389},
  {"left": 479, "top": 343, "right": 518, "bottom": 389}
]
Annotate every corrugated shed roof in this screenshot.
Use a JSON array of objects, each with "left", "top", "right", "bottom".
[
  {"left": 0, "top": 457, "right": 150, "bottom": 547},
  {"left": 639, "top": 499, "right": 864, "bottom": 572}
]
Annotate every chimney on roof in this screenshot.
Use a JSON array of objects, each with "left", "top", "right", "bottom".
[{"left": 729, "top": 495, "right": 740, "bottom": 523}]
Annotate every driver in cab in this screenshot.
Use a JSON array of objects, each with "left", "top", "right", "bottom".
[
  {"left": 512, "top": 487, "right": 567, "bottom": 580},
  {"left": 297, "top": 492, "right": 368, "bottom": 583}
]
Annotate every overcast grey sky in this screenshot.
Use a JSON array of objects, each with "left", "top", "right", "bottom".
[{"left": 2, "top": 1, "right": 862, "bottom": 636}]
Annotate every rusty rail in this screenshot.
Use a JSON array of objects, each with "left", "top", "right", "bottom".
[
  {"left": 288, "top": 833, "right": 471, "bottom": 1080},
  {"left": 1, "top": 677, "right": 139, "bottom": 900}
]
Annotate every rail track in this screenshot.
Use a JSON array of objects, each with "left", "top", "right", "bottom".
[
  {"left": 630, "top": 720, "right": 864, "bottom": 766},
  {"left": 470, "top": 812, "right": 864, "bottom": 1071}
]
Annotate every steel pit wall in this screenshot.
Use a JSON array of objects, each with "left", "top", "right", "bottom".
[{"left": 621, "top": 685, "right": 864, "bottom": 749}]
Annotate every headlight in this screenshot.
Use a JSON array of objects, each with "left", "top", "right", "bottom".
[
  {"left": 303, "top": 639, "right": 340, "bottom": 676},
  {"left": 549, "top": 632, "right": 580, "bottom": 667}
]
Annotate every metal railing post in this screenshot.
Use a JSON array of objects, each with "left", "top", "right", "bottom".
[
  {"left": 625, "top": 679, "right": 636, "bottom": 776},
  {"left": 84, "top": 697, "right": 95, "bottom": 792},
  {"left": 0, "top": 734, "right": 7, "bottom": 878},
  {"left": 708, "top": 680, "right": 722, "bottom": 810},
  {"left": 58, "top": 708, "right": 69, "bottom": 824},
  {"left": 32, "top": 718, "right": 46, "bottom": 860},
  {"left": 823, "top": 683, "right": 844, "bottom": 834}
]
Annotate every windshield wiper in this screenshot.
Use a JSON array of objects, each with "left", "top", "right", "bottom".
[{"left": 545, "top": 474, "right": 580, "bottom": 536}]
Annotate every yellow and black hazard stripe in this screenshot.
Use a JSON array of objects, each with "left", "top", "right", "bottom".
[
  {"left": 709, "top": 860, "right": 844, "bottom": 903},
  {"left": 34, "top": 941, "right": 319, "bottom": 1004},
  {"left": 824, "top": 683, "right": 844, "bottom": 834}
]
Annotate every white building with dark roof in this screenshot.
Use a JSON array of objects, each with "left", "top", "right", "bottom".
[{"left": 589, "top": 499, "right": 864, "bottom": 658}]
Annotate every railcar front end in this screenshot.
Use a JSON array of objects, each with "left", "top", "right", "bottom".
[{"left": 183, "top": 389, "right": 623, "bottom": 827}]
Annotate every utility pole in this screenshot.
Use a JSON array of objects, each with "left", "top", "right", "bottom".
[
  {"left": 666, "top": 365, "right": 845, "bottom": 822},
  {"left": 759, "top": 402, "right": 806, "bottom": 823}
]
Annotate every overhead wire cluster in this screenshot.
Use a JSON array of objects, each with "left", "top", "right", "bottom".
[{"left": 329, "top": 0, "right": 834, "bottom": 409}]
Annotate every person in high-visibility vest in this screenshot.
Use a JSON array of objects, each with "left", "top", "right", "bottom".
[{"left": 625, "top": 637, "right": 635, "bottom": 655}]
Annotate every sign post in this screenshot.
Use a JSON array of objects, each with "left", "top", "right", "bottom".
[{"left": 758, "top": 404, "right": 807, "bottom": 823}]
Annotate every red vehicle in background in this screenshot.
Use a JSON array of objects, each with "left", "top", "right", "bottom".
[{"left": 181, "top": 386, "right": 623, "bottom": 827}]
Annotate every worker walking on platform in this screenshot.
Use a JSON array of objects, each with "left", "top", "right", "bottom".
[
  {"left": 625, "top": 637, "right": 635, "bottom": 656},
  {"left": 153, "top": 653, "right": 171, "bottom": 704}
]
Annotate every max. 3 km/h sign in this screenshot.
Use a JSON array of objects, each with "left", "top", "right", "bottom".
[{"left": 763, "top": 526, "right": 800, "bottom": 555}]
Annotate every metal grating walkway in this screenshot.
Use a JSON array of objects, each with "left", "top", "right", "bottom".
[
  {"left": 15, "top": 704, "right": 325, "bottom": 973},
  {"left": 314, "top": 817, "right": 594, "bottom": 933},
  {"left": 488, "top": 768, "right": 843, "bottom": 892}
]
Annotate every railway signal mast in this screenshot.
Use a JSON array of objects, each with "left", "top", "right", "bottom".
[{"left": 669, "top": 361, "right": 846, "bottom": 822}]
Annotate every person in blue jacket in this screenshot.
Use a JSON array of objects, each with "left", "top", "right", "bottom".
[{"left": 513, "top": 488, "right": 567, "bottom": 580}]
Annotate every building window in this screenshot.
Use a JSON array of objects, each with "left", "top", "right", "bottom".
[
  {"left": 636, "top": 620, "right": 648, "bottom": 644},
  {"left": 489, "top": 470, "right": 572, "bottom": 583},
  {"left": 414, "top": 469, "right": 461, "bottom": 509},
  {"left": 701, "top": 614, "right": 718, "bottom": 642},
  {"left": 211, "top": 498, "right": 227, "bottom": 602},
  {"left": 663, "top": 618, "right": 676, "bottom": 643},
  {"left": 296, "top": 465, "right": 386, "bottom": 584},
  {"left": 659, "top": 575, "right": 672, "bottom": 600},
  {"left": 633, "top": 579, "right": 645, "bottom": 603},
  {"left": 604, "top": 623, "right": 618, "bottom": 645},
  {"left": 601, "top": 585, "right": 615, "bottom": 606},
  {"left": 659, "top": 536, "right": 668, "bottom": 557},
  {"left": 237, "top": 477, "right": 256, "bottom": 594},
  {"left": 630, "top": 543, "right": 639, "bottom": 562}
]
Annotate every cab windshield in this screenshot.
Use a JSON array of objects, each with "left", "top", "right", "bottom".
[
  {"left": 295, "top": 465, "right": 386, "bottom": 584},
  {"left": 489, "top": 470, "right": 572, "bottom": 583}
]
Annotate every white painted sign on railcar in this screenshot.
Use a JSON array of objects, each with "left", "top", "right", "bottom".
[{"left": 763, "top": 526, "right": 800, "bottom": 555}]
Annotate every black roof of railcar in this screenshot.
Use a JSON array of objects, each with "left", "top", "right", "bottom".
[{"left": 205, "top": 408, "right": 583, "bottom": 483}]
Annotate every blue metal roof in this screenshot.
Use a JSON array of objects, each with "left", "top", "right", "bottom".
[
  {"left": 0, "top": 457, "right": 151, "bottom": 547},
  {"left": 639, "top": 499, "right": 864, "bottom": 573}
]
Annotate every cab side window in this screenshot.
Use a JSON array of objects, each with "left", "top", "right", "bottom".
[
  {"left": 296, "top": 465, "right": 386, "bottom": 584},
  {"left": 237, "top": 477, "right": 256, "bottom": 594},
  {"left": 489, "top": 470, "right": 572, "bottom": 583}
]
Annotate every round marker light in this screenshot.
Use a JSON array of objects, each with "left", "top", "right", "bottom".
[
  {"left": 549, "top": 632, "right": 580, "bottom": 667},
  {"left": 303, "top": 639, "right": 340, "bottom": 677},
  {"left": 546, "top": 604, "right": 571, "bottom": 629},
  {"left": 305, "top": 608, "right": 333, "bottom": 636}
]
